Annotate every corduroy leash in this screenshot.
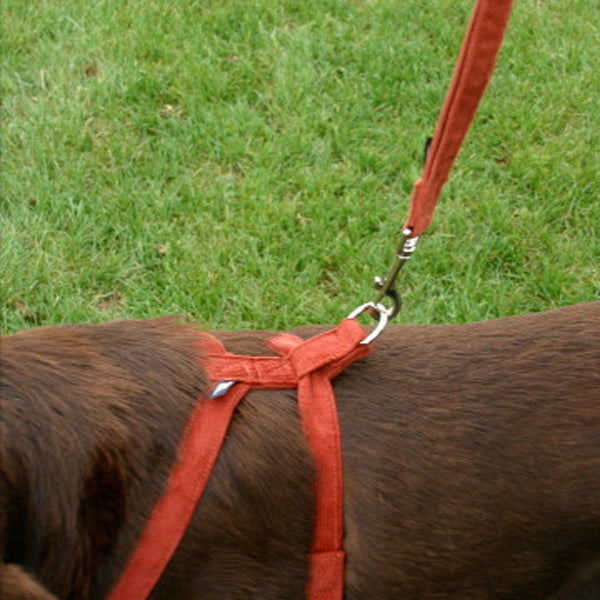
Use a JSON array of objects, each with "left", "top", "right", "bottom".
[{"left": 367, "top": 0, "right": 514, "bottom": 323}]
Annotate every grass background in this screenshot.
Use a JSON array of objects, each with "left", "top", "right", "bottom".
[{"left": 2, "top": 0, "right": 598, "bottom": 334}]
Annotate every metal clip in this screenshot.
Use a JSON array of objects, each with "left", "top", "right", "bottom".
[
  {"left": 349, "top": 228, "right": 420, "bottom": 344},
  {"left": 371, "top": 229, "right": 419, "bottom": 320}
]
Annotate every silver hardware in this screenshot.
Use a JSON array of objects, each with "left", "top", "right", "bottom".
[
  {"left": 348, "top": 302, "right": 392, "bottom": 345},
  {"left": 210, "top": 380, "right": 236, "bottom": 398}
]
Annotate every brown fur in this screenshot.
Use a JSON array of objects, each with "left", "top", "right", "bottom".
[{"left": 1, "top": 303, "right": 599, "bottom": 599}]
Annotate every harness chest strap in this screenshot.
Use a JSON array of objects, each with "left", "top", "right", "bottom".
[{"left": 107, "top": 318, "right": 371, "bottom": 600}]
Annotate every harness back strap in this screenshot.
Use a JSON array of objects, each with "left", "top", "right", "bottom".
[
  {"left": 107, "top": 318, "right": 370, "bottom": 600},
  {"left": 404, "top": 0, "right": 514, "bottom": 238}
]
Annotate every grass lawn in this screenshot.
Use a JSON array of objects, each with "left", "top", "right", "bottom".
[{"left": 2, "top": 0, "right": 598, "bottom": 334}]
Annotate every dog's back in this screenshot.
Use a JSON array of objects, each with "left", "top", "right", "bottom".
[
  {"left": 1, "top": 303, "right": 599, "bottom": 599},
  {"left": 330, "top": 301, "right": 600, "bottom": 599}
]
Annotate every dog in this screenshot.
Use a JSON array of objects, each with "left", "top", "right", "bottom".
[{"left": 1, "top": 302, "right": 599, "bottom": 599}]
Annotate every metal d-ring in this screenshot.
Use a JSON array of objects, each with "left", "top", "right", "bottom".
[{"left": 347, "top": 302, "right": 392, "bottom": 345}]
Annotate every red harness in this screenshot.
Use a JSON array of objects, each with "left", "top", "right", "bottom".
[
  {"left": 108, "top": 319, "right": 371, "bottom": 599},
  {"left": 107, "top": 0, "right": 514, "bottom": 595}
]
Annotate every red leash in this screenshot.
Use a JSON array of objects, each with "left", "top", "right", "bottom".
[
  {"left": 405, "top": 0, "right": 514, "bottom": 238},
  {"left": 372, "top": 0, "right": 513, "bottom": 318}
]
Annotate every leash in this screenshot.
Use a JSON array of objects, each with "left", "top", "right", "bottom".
[{"left": 355, "top": 0, "right": 514, "bottom": 339}]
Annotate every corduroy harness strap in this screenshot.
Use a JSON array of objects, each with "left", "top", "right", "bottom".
[{"left": 107, "top": 318, "right": 371, "bottom": 600}]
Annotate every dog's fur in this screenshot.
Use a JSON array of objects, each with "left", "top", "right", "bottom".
[{"left": 1, "top": 302, "right": 599, "bottom": 599}]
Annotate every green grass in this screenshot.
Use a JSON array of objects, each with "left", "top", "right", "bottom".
[{"left": 2, "top": 0, "right": 598, "bottom": 334}]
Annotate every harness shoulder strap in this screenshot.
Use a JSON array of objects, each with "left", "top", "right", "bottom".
[{"left": 270, "top": 324, "right": 370, "bottom": 600}]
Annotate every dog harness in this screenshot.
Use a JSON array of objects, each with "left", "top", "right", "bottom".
[
  {"left": 108, "top": 318, "right": 371, "bottom": 599},
  {"left": 107, "top": 0, "right": 514, "bottom": 595}
]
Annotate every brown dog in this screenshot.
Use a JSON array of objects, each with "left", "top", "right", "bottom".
[{"left": 1, "top": 302, "right": 599, "bottom": 599}]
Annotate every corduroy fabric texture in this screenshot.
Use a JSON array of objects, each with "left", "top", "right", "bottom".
[
  {"left": 404, "top": 0, "right": 513, "bottom": 237},
  {"left": 108, "top": 318, "right": 370, "bottom": 600}
]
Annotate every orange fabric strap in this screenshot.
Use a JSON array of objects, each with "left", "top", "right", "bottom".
[
  {"left": 106, "top": 382, "right": 250, "bottom": 600},
  {"left": 107, "top": 318, "right": 370, "bottom": 599},
  {"left": 269, "top": 329, "right": 369, "bottom": 600},
  {"left": 404, "top": 0, "right": 514, "bottom": 237}
]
